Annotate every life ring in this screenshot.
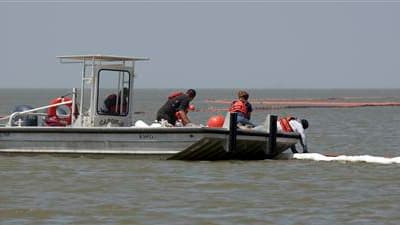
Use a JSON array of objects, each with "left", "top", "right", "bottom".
[{"left": 46, "top": 97, "right": 73, "bottom": 126}]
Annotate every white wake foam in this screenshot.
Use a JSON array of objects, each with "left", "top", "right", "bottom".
[{"left": 293, "top": 153, "right": 400, "bottom": 165}]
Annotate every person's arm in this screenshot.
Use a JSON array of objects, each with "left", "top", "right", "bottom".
[
  {"left": 177, "top": 110, "right": 190, "bottom": 125},
  {"left": 299, "top": 135, "right": 308, "bottom": 153},
  {"left": 176, "top": 96, "right": 192, "bottom": 126},
  {"left": 245, "top": 102, "right": 253, "bottom": 120}
]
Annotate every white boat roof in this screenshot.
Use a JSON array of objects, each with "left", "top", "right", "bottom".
[{"left": 57, "top": 54, "right": 149, "bottom": 62}]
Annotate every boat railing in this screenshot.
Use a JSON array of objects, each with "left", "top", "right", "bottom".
[{"left": 0, "top": 100, "right": 73, "bottom": 127}]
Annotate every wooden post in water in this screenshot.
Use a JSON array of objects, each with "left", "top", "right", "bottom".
[
  {"left": 267, "top": 115, "right": 278, "bottom": 154},
  {"left": 228, "top": 112, "right": 237, "bottom": 153}
]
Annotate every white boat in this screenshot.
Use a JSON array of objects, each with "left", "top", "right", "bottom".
[{"left": 0, "top": 55, "right": 300, "bottom": 160}]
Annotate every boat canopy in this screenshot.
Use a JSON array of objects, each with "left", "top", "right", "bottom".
[{"left": 57, "top": 55, "right": 149, "bottom": 63}]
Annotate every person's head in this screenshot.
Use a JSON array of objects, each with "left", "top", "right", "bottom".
[
  {"left": 238, "top": 90, "right": 249, "bottom": 101},
  {"left": 186, "top": 89, "right": 196, "bottom": 99},
  {"left": 300, "top": 119, "right": 309, "bottom": 129}
]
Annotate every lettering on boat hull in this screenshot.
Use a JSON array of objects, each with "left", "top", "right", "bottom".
[
  {"left": 99, "top": 118, "right": 123, "bottom": 126},
  {"left": 139, "top": 134, "right": 154, "bottom": 139}
]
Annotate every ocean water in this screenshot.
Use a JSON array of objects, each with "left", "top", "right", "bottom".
[{"left": 1, "top": 88, "right": 400, "bottom": 225}]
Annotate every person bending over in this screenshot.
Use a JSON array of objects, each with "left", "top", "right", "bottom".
[
  {"left": 278, "top": 116, "right": 309, "bottom": 153},
  {"left": 156, "top": 89, "right": 196, "bottom": 126}
]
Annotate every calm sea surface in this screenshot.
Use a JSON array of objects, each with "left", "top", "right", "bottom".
[{"left": 1, "top": 88, "right": 400, "bottom": 225}]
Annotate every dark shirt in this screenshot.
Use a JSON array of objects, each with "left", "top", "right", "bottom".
[{"left": 156, "top": 94, "right": 191, "bottom": 125}]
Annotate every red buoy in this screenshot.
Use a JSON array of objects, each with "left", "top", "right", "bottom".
[{"left": 207, "top": 115, "right": 225, "bottom": 128}]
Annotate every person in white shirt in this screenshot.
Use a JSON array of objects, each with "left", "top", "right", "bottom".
[{"left": 277, "top": 117, "right": 309, "bottom": 153}]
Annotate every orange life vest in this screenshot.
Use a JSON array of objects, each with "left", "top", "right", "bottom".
[
  {"left": 229, "top": 100, "right": 249, "bottom": 117},
  {"left": 168, "top": 91, "right": 183, "bottom": 99},
  {"left": 279, "top": 116, "right": 295, "bottom": 132}
]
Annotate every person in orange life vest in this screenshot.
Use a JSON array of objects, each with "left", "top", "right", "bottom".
[
  {"left": 156, "top": 89, "right": 196, "bottom": 126},
  {"left": 102, "top": 88, "right": 129, "bottom": 115},
  {"left": 229, "top": 90, "right": 255, "bottom": 127},
  {"left": 278, "top": 117, "right": 309, "bottom": 153}
]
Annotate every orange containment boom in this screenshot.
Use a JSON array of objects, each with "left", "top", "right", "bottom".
[{"left": 204, "top": 98, "right": 400, "bottom": 109}]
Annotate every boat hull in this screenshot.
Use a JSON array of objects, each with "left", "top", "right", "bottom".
[{"left": 0, "top": 127, "right": 299, "bottom": 160}]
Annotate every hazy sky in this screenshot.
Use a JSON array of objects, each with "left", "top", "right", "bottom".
[{"left": 1, "top": 1, "right": 399, "bottom": 89}]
